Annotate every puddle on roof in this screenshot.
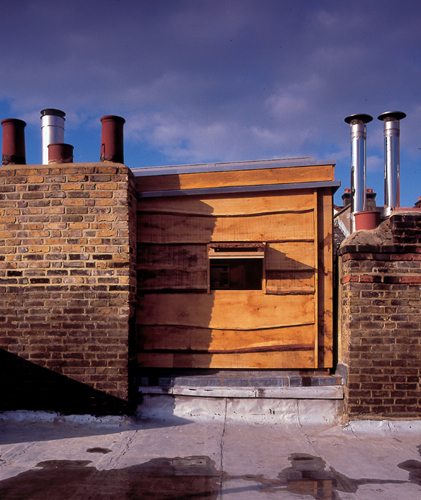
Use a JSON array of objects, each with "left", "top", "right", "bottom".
[
  {"left": 0, "top": 456, "right": 220, "bottom": 500},
  {"left": 398, "top": 444, "right": 421, "bottom": 486},
  {"left": 0, "top": 449, "right": 416, "bottom": 499},
  {"left": 228, "top": 453, "right": 406, "bottom": 498}
]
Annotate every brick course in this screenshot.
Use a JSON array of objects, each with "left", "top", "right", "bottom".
[
  {"left": 0, "top": 163, "right": 137, "bottom": 411},
  {"left": 339, "top": 213, "right": 421, "bottom": 418}
]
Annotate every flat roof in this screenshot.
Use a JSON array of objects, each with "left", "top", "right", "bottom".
[{"left": 131, "top": 157, "right": 336, "bottom": 177}]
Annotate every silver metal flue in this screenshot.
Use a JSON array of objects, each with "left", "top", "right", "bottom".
[
  {"left": 40, "top": 109, "right": 66, "bottom": 165},
  {"left": 378, "top": 111, "right": 406, "bottom": 216},
  {"left": 344, "top": 113, "right": 373, "bottom": 231}
]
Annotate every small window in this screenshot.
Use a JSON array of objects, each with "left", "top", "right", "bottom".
[{"left": 208, "top": 243, "right": 265, "bottom": 291}]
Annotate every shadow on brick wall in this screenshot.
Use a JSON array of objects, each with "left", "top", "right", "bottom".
[{"left": 0, "top": 350, "right": 132, "bottom": 416}]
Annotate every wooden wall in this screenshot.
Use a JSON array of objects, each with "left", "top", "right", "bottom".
[{"left": 136, "top": 187, "right": 333, "bottom": 370}]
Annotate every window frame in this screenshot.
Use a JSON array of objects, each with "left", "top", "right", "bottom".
[{"left": 207, "top": 243, "right": 266, "bottom": 292}]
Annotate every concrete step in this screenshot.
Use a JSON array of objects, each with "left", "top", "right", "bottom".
[
  {"left": 136, "top": 370, "right": 344, "bottom": 423},
  {"left": 137, "top": 393, "right": 344, "bottom": 425}
]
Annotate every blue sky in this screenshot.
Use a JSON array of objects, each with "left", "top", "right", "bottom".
[{"left": 1, "top": 0, "right": 421, "bottom": 206}]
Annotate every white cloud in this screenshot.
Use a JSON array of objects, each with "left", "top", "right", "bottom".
[{"left": 0, "top": 0, "right": 421, "bottom": 205}]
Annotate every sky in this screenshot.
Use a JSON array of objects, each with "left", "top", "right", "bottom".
[{"left": 1, "top": 0, "right": 420, "bottom": 207}]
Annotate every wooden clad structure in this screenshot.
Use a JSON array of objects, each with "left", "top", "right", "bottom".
[{"left": 134, "top": 158, "right": 339, "bottom": 370}]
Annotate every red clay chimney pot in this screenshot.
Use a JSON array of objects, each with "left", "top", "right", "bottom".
[
  {"left": 1, "top": 118, "right": 26, "bottom": 165},
  {"left": 100, "top": 115, "right": 125, "bottom": 163},
  {"left": 48, "top": 143, "right": 74, "bottom": 163}
]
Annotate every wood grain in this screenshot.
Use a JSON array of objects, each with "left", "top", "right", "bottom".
[
  {"left": 317, "top": 188, "right": 334, "bottom": 368},
  {"left": 138, "top": 268, "right": 208, "bottom": 290},
  {"left": 138, "top": 324, "right": 316, "bottom": 352},
  {"left": 138, "top": 190, "right": 315, "bottom": 215},
  {"left": 139, "top": 290, "right": 315, "bottom": 330},
  {"left": 266, "top": 242, "right": 315, "bottom": 270},
  {"left": 138, "top": 210, "right": 315, "bottom": 243},
  {"left": 137, "top": 244, "right": 208, "bottom": 290},
  {"left": 138, "top": 164, "right": 335, "bottom": 192},
  {"left": 266, "top": 271, "right": 315, "bottom": 294},
  {"left": 137, "top": 350, "right": 316, "bottom": 369},
  {"left": 138, "top": 244, "right": 207, "bottom": 269}
]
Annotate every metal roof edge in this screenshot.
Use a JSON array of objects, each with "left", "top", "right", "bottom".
[
  {"left": 131, "top": 157, "right": 336, "bottom": 177},
  {"left": 138, "top": 180, "right": 342, "bottom": 199}
]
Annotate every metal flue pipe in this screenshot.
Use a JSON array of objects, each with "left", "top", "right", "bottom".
[
  {"left": 378, "top": 111, "right": 406, "bottom": 216},
  {"left": 1, "top": 118, "right": 27, "bottom": 165},
  {"left": 40, "top": 109, "right": 66, "bottom": 165},
  {"left": 344, "top": 113, "right": 373, "bottom": 231}
]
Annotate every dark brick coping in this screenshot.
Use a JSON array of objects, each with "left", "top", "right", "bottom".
[{"left": 339, "top": 245, "right": 421, "bottom": 256}]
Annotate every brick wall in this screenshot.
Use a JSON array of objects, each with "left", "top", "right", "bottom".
[
  {"left": 339, "top": 213, "right": 421, "bottom": 418},
  {"left": 0, "top": 163, "right": 137, "bottom": 413}
]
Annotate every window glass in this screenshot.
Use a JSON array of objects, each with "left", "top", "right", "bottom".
[{"left": 210, "top": 258, "right": 263, "bottom": 290}]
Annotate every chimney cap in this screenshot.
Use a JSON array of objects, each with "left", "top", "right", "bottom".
[
  {"left": 377, "top": 111, "right": 406, "bottom": 121},
  {"left": 344, "top": 113, "right": 373, "bottom": 124},
  {"left": 1, "top": 118, "right": 26, "bottom": 127},
  {"left": 100, "top": 115, "right": 126, "bottom": 124},
  {"left": 47, "top": 142, "right": 73, "bottom": 148},
  {"left": 40, "top": 109, "right": 66, "bottom": 119}
]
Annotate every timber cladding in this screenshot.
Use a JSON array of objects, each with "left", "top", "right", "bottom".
[
  {"left": 136, "top": 164, "right": 335, "bottom": 192},
  {"left": 0, "top": 163, "right": 137, "bottom": 404},
  {"left": 136, "top": 163, "right": 335, "bottom": 370}
]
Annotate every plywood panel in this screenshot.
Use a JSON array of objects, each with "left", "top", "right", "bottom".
[
  {"left": 139, "top": 290, "right": 315, "bottom": 330},
  {"left": 266, "top": 271, "right": 315, "bottom": 295},
  {"left": 138, "top": 324, "right": 315, "bottom": 352},
  {"left": 266, "top": 242, "right": 315, "bottom": 270},
  {"left": 139, "top": 210, "right": 315, "bottom": 243},
  {"left": 138, "top": 164, "right": 335, "bottom": 192},
  {"left": 137, "top": 350, "right": 315, "bottom": 369},
  {"left": 138, "top": 190, "right": 315, "bottom": 216}
]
